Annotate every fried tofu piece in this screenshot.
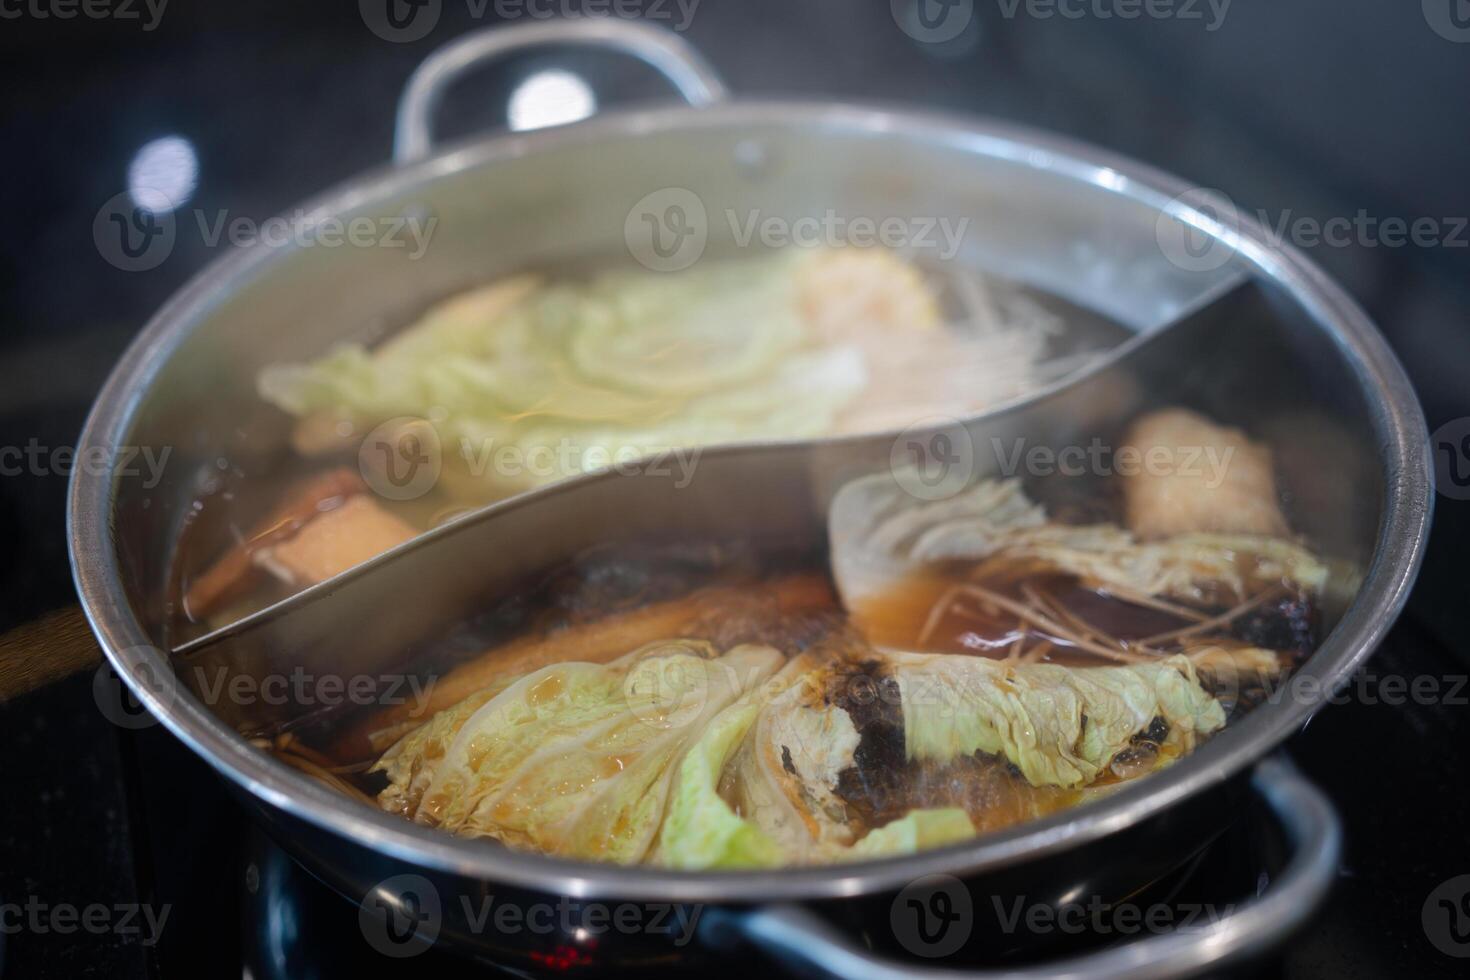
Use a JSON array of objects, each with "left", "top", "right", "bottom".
[
  {"left": 1121, "top": 408, "right": 1289, "bottom": 540},
  {"left": 255, "top": 494, "right": 416, "bottom": 587},
  {"left": 184, "top": 468, "right": 366, "bottom": 619}
]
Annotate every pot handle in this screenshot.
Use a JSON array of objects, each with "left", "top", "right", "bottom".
[
  {"left": 0, "top": 605, "right": 101, "bottom": 702},
  {"left": 394, "top": 18, "right": 728, "bottom": 164},
  {"left": 709, "top": 758, "right": 1340, "bottom": 980}
]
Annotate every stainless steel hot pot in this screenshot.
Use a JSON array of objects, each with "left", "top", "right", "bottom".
[{"left": 69, "top": 19, "right": 1431, "bottom": 978}]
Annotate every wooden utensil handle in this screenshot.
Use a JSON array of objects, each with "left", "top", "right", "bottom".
[{"left": 0, "top": 605, "right": 102, "bottom": 702}]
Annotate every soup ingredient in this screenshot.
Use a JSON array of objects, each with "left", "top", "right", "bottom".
[
  {"left": 375, "top": 639, "right": 783, "bottom": 862},
  {"left": 259, "top": 255, "right": 857, "bottom": 502},
  {"left": 797, "top": 250, "right": 1052, "bottom": 434},
  {"left": 830, "top": 470, "right": 1325, "bottom": 616},
  {"left": 340, "top": 571, "right": 837, "bottom": 759},
  {"left": 568, "top": 260, "right": 807, "bottom": 396},
  {"left": 1121, "top": 408, "right": 1289, "bottom": 539},
  {"left": 650, "top": 653, "right": 980, "bottom": 868},
  {"left": 256, "top": 250, "right": 1063, "bottom": 503},
  {"left": 331, "top": 402, "right": 1322, "bottom": 869},
  {"left": 709, "top": 651, "right": 1225, "bottom": 867},
  {"left": 375, "top": 637, "right": 1236, "bottom": 867},
  {"left": 182, "top": 467, "right": 367, "bottom": 619},
  {"left": 829, "top": 456, "right": 1323, "bottom": 681},
  {"left": 376, "top": 683, "right": 508, "bottom": 820},
  {"left": 285, "top": 276, "right": 544, "bottom": 456},
  {"left": 254, "top": 494, "right": 415, "bottom": 589},
  {"left": 376, "top": 631, "right": 1240, "bottom": 869},
  {"left": 798, "top": 248, "right": 941, "bottom": 342},
  {"left": 887, "top": 650, "right": 1224, "bottom": 784}
]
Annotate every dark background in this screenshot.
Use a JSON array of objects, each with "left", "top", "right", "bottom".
[{"left": 1, "top": 1, "right": 1468, "bottom": 976}]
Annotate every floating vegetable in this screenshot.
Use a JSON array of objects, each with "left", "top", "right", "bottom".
[
  {"left": 829, "top": 473, "right": 1327, "bottom": 616},
  {"left": 257, "top": 250, "right": 1065, "bottom": 503},
  {"left": 379, "top": 640, "right": 1235, "bottom": 868},
  {"left": 374, "top": 639, "right": 782, "bottom": 862}
]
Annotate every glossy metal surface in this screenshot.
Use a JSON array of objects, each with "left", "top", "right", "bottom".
[
  {"left": 712, "top": 760, "right": 1341, "bottom": 979},
  {"left": 394, "top": 18, "right": 728, "bottom": 163},
  {"left": 68, "top": 15, "right": 1428, "bottom": 957},
  {"left": 240, "top": 755, "right": 1256, "bottom": 969}
]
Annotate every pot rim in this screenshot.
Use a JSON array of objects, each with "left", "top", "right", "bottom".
[{"left": 68, "top": 99, "right": 1432, "bottom": 902}]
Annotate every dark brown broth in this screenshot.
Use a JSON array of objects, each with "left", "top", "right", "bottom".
[{"left": 850, "top": 566, "right": 1202, "bottom": 667}]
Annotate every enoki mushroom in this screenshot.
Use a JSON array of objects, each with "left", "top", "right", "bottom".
[
  {"left": 1134, "top": 585, "right": 1285, "bottom": 647},
  {"left": 253, "top": 733, "right": 379, "bottom": 808},
  {"left": 921, "top": 579, "right": 1286, "bottom": 667},
  {"left": 951, "top": 585, "right": 1155, "bottom": 663}
]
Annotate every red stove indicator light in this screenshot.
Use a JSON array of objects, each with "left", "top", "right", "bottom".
[{"left": 530, "top": 944, "right": 596, "bottom": 970}]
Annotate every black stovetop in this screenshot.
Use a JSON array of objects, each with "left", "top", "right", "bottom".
[{"left": 2, "top": 2, "right": 1469, "bottom": 977}]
